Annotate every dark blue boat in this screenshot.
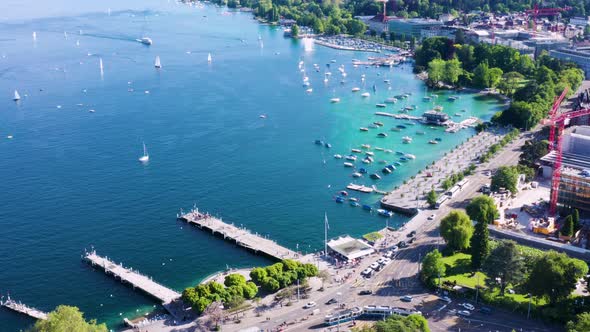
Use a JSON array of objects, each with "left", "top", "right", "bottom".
[
  {"left": 362, "top": 204, "right": 372, "bottom": 211},
  {"left": 315, "top": 139, "right": 324, "bottom": 145},
  {"left": 335, "top": 196, "right": 344, "bottom": 203},
  {"left": 359, "top": 168, "right": 368, "bottom": 174}
]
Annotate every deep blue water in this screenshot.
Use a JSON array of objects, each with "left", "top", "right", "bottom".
[{"left": 0, "top": 1, "right": 504, "bottom": 330}]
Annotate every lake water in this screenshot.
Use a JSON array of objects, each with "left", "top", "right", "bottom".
[{"left": 0, "top": 1, "right": 504, "bottom": 330}]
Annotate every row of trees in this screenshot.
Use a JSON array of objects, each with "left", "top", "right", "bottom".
[
  {"left": 417, "top": 37, "right": 584, "bottom": 129},
  {"left": 182, "top": 259, "right": 318, "bottom": 314},
  {"left": 27, "top": 305, "right": 107, "bottom": 332},
  {"left": 479, "top": 128, "right": 519, "bottom": 164}
]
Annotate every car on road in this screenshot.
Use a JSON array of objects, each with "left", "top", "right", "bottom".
[
  {"left": 377, "top": 257, "right": 386, "bottom": 264},
  {"left": 398, "top": 241, "right": 408, "bottom": 248},
  {"left": 427, "top": 214, "right": 436, "bottom": 220},
  {"left": 361, "top": 268, "right": 373, "bottom": 276},
  {"left": 483, "top": 170, "right": 492, "bottom": 177},
  {"left": 407, "top": 231, "right": 416, "bottom": 237},
  {"left": 385, "top": 250, "right": 394, "bottom": 258},
  {"left": 438, "top": 296, "right": 452, "bottom": 303},
  {"left": 359, "top": 290, "right": 373, "bottom": 295},
  {"left": 408, "top": 237, "right": 416, "bottom": 244},
  {"left": 304, "top": 301, "right": 317, "bottom": 309},
  {"left": 460, "top": 303, "right": 475, "bottom": 311},
  {"left": 370, "top": 262, "right": 380, "bottom": 270},
  {"left": 457, "top": 310, "right": 471, "bottom": 317},
  {"left": 400, "top": 295, "right": 413, "bottom": 302},
  {"left": 383, "top": 257, "right": 392, "bottom": 265},
  {"left": 325, "top": 298, "right": 338, "bottom": 305}
]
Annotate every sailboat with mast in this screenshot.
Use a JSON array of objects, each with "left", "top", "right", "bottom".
[
  {"left": 154, "top": 56, "right": 161, "bottom": 69},
  {"left": 13, "top": 90, "right": 20, "bottom": 101},
  {"left": 207, "top": 53, "right": 212, "bottom": 63},
  {"left": 139, "top": 142, "right": 149, "bottom": 163}
]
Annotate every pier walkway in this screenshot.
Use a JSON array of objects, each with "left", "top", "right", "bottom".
[
  {"left": 1, "top": 295, "right": 47, "bottom": 320},
  {"left": 84, "top": 251, "right": 181, "bottom": 305},
  {"left": 178, "top": 208, "right": 299, "bottom": 261}
]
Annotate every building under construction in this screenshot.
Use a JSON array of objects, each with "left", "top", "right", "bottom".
[{"left": 542, "top": 126, "right": 590, "bottom": 212}]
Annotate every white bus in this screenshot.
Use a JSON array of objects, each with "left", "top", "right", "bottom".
[{"left": 435, "top": 195, "right": 449, "bottom": 209}]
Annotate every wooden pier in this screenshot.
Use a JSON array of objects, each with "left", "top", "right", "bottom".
[
  {"left": 178, "top": 208, "right": 299, "bottom": 261},
  {"left": 84, "top": 251, "right": 181, "bottom": 305},
  {"left": 1, "top": 295, "right": 47, "bottom": 320}
]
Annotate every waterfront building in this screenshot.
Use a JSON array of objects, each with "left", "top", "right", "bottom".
[
  {"left": 420, "top": 26, "right": 459, "bottom": 41},
  {"left": 550, "top": 47, "right": 590, "bottom": 78},
  {"left": 541, "top": 126, "right": 590, "bottom": 212},
  {"left": 326, "top": 235, "right": 374, "bottom": 261},
  {"left": 422, "top": 110, "right": 449, "bottom": 125},
  {"left": 388, "top": 18, "right": 443, "bottom": 39}
]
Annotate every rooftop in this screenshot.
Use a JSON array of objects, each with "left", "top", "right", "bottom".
[{"left": 327, "top": 235, "right": 374, "bottom": 260}]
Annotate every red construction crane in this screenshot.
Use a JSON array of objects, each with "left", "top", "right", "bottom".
[
  {"left": 544, "top": 88, "right": 590, "bottom": 215},
  {"left": 525, "top": 5, "right": 572, "bottom": 34}
]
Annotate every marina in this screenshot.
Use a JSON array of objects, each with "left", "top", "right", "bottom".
[
  {"left": 1, "top": 295, "right": 47, "bottom": 320},
  {"left": 178, "top": 208, "right": 299, "bottom": 261}
]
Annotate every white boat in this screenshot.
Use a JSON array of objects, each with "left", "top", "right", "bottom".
[
  {"left": 330, "top": 98, "right": 340, "bottom": 103},
  {"left": 352, "top": 172, "right": 362, "bottom": 178},
  {"left": 361, "top": 92, "right": 370, "bottom": 98},
  {"left": 32, "top": 31, "right": 37, "bottom": 41},
  {"left": 154, "top": 56, "right": 161, "bottom": 68},
  {"left": 334, "top": 154, "right": 343, "bottom": 159},
  {"left": 306, "top": 88, "right": 313, "bottom": 93},
  {"left": 303, "top": 76, "right": 309, "bottom": 82},
  {"left": 99, "top": 58, "right": 104, "bottom": 71},
  {"left": 404, "top": 154, "right": 416, "bottom": 159},
  {"left": 139, "top": 37, "right": 153, "bottom": 45},
  {"left": 13, "top": 90, "right": 20, "bottom": 101},
  {"left": 344, "top": 162, "right": 354, "bottom": 167},
  {"left": 351, "top": 87, "right": 360, "bottom": 92},
  {"left": 385, "top": 97, "right": 397, "bottom": 104},
  {"left": 402, "top": 136, "right": 412, "bottom": 143},
  {"left": 139, "top": 142, "right": 149, "bottom": 163},
  {"left": 345, "top": 155, "right": 357, "bottom": 161},
  {"left": 207, "top": 53, "right": 212, "bottom": 63}
]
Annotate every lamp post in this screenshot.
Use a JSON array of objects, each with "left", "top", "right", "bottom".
[{"left": 527, "top": 293, "right": 532, "bottom": 319}]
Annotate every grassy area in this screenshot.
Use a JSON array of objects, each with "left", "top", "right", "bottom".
[
  {"left": 440, "top": 253, "right": 487, "bottom": 289},
  {"left": 363, "top": 231, "right": 383, "bottom": 243}
]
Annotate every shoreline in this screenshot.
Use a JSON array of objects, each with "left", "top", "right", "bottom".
[{"left": 312, "top": 39, "right": 382, "bottom": 53}]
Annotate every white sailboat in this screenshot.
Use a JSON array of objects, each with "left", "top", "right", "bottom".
[
  {"left": 32, "top": 31, "right": 37, "bottom": 41},
  {"left": 207, "top": 53, "right": 212, "bottom": 63},
  {"left": 99, "top": 58, "right": 104, "bottom": 71},
  {"left": 154, "top": 56, "right": 161, "bottom": 68},
  {"left": 139, "top": 143, "right": 149, "bottom": 163},
  {"left": 13, "top": 90, "right": 20, "bottom": 101}
]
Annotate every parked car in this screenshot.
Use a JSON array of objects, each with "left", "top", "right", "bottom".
[
  {"left": 407, "top": 231, "right": 416, "bottom": 237},
  {"left": 304, "top": 301, "right": 317, "bottom": 309},
  {"left": 391, "top": 245, "right": 399, "bottom": 252},
  {"left": 377, "top": 257, "right": 386, "bottom": 264},
  {"left": 457, "top": 310, "right": 471, "bottom": 317},
  {"left": 325, "top": 298, "right": 338, "bottom": 305},
  {"left": 408, "top": 237, "right": 416, "bottom": 244},
  {"left": 480, "top": 307, "right": 492, "bottom": 315},
  {"left": 439, "top": 296, "right": 452, "bottom": 303},
  {"left": 383, "top": 257, "right": 392, "bottom": 265},
  {"left": 428, "top": 214, "right": 436, "bottom": 220},
  {"left": 460, "top": 303, "right": 475, "bottom": 311},
  {"left": 359, "top": 290, "right": 373, "bottom": 295},
  {"left": 361, "top": 268, "right": 373, "bottom": 276},
  {"left": 370, "top": 262, "right": 380, "bottom": 270},
  {"left": 400, "top": 295, "right": 413, "bottom": 302},
  {"left": 398, "top": 241, "right": 408, "bottom": 248}
]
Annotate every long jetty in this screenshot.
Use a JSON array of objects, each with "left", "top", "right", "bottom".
[
  {"left": 1, "top": 295, "right": 47, "bottom": 320},
  {"left": 84, "top": 250, "right": 181, "bottom": 305},
  {"left": 178, "top": 208, "right": 299, "bottom": 261}
]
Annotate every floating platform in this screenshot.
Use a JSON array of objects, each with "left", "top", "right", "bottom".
[
  {"left": 178, "top": 208, "right": 299, "bottom": 262},
  {"left": 346, "top": 183, "right": 374, "bottom": 193}
]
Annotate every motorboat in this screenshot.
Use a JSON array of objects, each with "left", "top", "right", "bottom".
[
  {"left": 402, "top": 136, "right": 412, "bottom": 143},
  {"left": 306, "top": 88, "right": 313, "bottom": 93},
  {"left": 434, "top": 137, "right": 442, "bottom": 141},
  {"left": 429, "top": 140, "right": 438, "bottom": 144},
  {"left": 350, "top": 201, "right": 360, "bottom": 207},
  {"left": 358, "top": 168, "right": 368, "bottom": 174},
  {"left": 335, "top": 196, "right": 345, "bottom": 203},
  {"left": 339, "top": 190, "right": 348, "bottom": 196},
  {"left": 365, "top": 151, "right": 375, "bottom": 156},
  {"left": 384, "top": 149, "right": 393, "bottom": 153},
  {"left": 375, "top": 104, "right": 387, "bottom": 108},
  {"left": 324, "top": 142, "right": 332, "bottom": 148},
  {"left": 404, "top": 154, "right": 416, "bottom": 159},
  {"left": 361, "top": 144, "right": 371, "bottom": 149},
  {"left": 373, "top": 122, "right": 384, "bottom": 127},
  {"left": 394, "top": 161, "right": 402, "bottom": 166},
  {"left": 386, "top": 164, "right": 396, "bottom": 171},
  {"left": 396, "top": 125, "right": 407, "bottom": 129},
  {"left": 345, "top": 155, "right": 357, "bottom": 161},
  {"left": 352, "top": 87, "right": 361, "bottom": 92},
  {"left": 362, "top": 205, "right": 372, "bottom": 211},
  {"left": 454, "top": 113, "right": 462, "bottom": 117},
  {"left": 423, "top": 96, "right": 432, "bottom": 101},
  {"left": 382, "top": 167, "right": 392, "bottom": 174},
  {"left": 416, "top": 131, "right": 426, "bottom": 135},
  {"left": 396, "top": 151, "right": 404, "bottom": 155},
  {"left": 434, "top": 105, "right": 443, "bottom": 111},
  {"left": 377, "top": 133, "right": 388, "bottom": 137},
  {"left": 370, "top": 173, "right": 381, "bottom": 180},
  {"left": 344, "top": 162, "right": 354, "bottom": 167},
  {"left": 352, "top": 172, "right": 362, "bottom": 178},
  {"left": 377, "top": 209, "right": 394, "bottom": 217},
  {"left": 385, "top": 97, "right": 397, "bottom": 104},
  {"left": 330, "top": 98, "right": 340, "bottom": 103},
  {"left": 360, "top": 127, "right": 369, "bottom": 132},
  {"left": 315, "top": 140, "right": 324, "bottom": 145},
  {"left": 334, "top": 154, "right": 343, "bottom": 159},
  {"left": 448, "top": 95, "right": 459, "bottom": 101},
  {"left": 351, "top": 148, "right": 362, "bottom": 153},
  {"left": 361, "top": 92, "right": 370, "bottom": 98},
  {"left": 138, "top": 37, "right": 153, "bottom": 45},
  {"left": 374, "top": 147, "right": 384, "bottom": 151}
]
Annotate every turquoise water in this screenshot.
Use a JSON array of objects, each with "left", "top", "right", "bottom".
[{"left": 0, "top": 1, "right": 504, "bottom": 330}]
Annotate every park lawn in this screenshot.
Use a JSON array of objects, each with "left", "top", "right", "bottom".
[{"left": 440, "top": 253, "right": 488, "bottom": 289}]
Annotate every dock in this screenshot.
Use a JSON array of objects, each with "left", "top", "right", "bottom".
[
  {"left": 347, "top": 183, "right": 374, "bottom": 193},
  {"left": 178, "top": 208, "right": 299, "bottom": 261},
  {"left": 1, "top": 295, "right": 47, "bottom": 320},
  {"left": 84, "top": 251, "right": 181, "bottom": 305}
]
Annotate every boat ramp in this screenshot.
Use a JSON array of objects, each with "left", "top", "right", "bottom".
[
  {"left": 1, "top": 295, "right": 47, "bottom": 320},
  {"left": 178, "top": 208, "right": 299, "bottom": 261}
]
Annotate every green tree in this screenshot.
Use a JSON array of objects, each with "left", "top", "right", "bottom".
[
  {"left": 498, "top": 71, "right": 524, "bottom": 98},
  {"left": 440, "top": 210, "right": 474, "bottom": 253},
  {"left": 374, "top": 313, "right": 430, "bottom": 332},
  {"left": 250, "top": 267, "right": 267, "bottom": 283},
  {"left": 491, "top": 166, "right": 519, "bottom": 194},
  {"left": 488, "top": 67, "right": 503, "bottom": 88},
  {"left": 472, "top": 62, "right": 490, "bottom": 88},
  {"left": 421, "top": 249, "right": 446, "bottom": 287},
  {"left": 573, "top": 209, "right": 580, "bottom": 232},
  {"left": 261, "top": 277, "right": 280, "bottom": 292},
  {"left": 484, "top": 240, "right": 525, "bottom": 295},
  {"left": 470, "top": 220, "right": 490, "bottom": 269},
  {"left": 291, "top": 24, "right": 299, "bottom": 38},
  {"left": 426, "top": 189, "right": 438, "bottom": 208},
  {"left": 561, "top": 215, "right": 574, "bottom": 237},
  {"left": 525, "top": 251, "right": 588, "bottom": 304},
  {"left": 224, "top": 273, "right": 247, "bottom": 287},
  {"left": 567, "top": 312, "right": 590, "bottom": 332},
  {"left": 29, "top": 305, "right": 107, "bottom": 332},
  {"left": 466, "top": 195, "right": 499, "bottom": 224},
  {"left": 427, "top": 59, "right": 446, "bottom": 85},
  {"left": 242, "top": 281, "right": 258, "bottom": 299},
  {"left": 519, "top": 139, "right": 548, "bottom": 168},
  {"left": 390, "top": 31, "right": 396, "bottom": 41},
  {"left": 443, "top": 58, "right": 462, "bottom": 85}
]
